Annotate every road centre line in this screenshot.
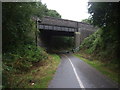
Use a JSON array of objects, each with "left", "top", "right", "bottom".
[{"left": 62, "top": 54, "right": 85, "bottom": 88}]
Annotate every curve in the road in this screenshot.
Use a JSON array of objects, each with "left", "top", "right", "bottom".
[
  {"left": 48, "top": 54, "right": 119, "bottom": 88},
  {"left": 63, "top": 54, "right": 85, "bottom": 88}
]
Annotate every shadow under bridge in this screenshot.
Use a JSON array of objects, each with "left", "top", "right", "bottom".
[{"left": 37, "top": 16, "right": 97, "bottom": 52}]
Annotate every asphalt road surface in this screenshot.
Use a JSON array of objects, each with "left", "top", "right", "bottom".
[{"left": 48, "top": 54, "right": 119, "bottom": 88}]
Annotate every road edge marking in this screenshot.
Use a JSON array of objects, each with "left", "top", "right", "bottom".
[{"left": 63, "top": 54, "right": 85, "bottom": 88}]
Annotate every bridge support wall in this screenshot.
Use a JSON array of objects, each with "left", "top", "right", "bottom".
[{"left": 74, "top": 32, "right": 81, "bottom": 51}]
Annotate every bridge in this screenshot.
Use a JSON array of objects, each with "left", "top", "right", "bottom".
[{"left": 38, "top": 17, "right": 97, "bottom": 50}]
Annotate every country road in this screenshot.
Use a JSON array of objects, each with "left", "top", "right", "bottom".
[{"left": 48, "top": 54, "right": 119, "bottom": 88}]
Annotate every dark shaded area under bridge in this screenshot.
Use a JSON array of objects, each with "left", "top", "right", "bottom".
[{"left": 38, "top": 17, "right": 97, "bottom": 53}]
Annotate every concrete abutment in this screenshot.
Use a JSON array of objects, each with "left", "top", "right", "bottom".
[{"left": 74, "top": 32, "right": 81, "bottom": 51}]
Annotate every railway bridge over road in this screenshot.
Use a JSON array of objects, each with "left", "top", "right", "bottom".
[{"left": 38, "top": 16, "right": 97, "bottom": 50}]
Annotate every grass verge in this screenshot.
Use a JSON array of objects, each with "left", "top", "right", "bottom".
[
  {"left": 3, "top": 54, "right": 60, "bottom": 88},
  {"left": 74, "top": 53, "right": 120, "bottom": 84}
]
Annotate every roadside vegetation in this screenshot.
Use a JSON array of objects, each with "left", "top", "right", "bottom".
[
  {"left": 2, "top": 2, "right": 61, "bottom": 88},
  {"left": 3, "top": 53, "right": 60, "bottom": 88},
  {"left": 76, "top": 2, "right": 119, "bottom": 84},
  {"left": 74, "top": 54, "right": 119, "bottom": 84}
]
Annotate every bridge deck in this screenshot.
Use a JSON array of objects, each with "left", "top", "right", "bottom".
[
  {"left": 38, "top": 16, "right": 97, "bottom": 33},
  {"left": 39, "top": 24, "right": 77, "bottom": 32}
]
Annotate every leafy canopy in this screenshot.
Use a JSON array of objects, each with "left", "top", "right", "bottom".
[{"left": 2, "top": 2, "right": 61, "bottom": 53}]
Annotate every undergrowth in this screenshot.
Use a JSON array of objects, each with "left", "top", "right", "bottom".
[
  {"left": 77, "top": 28, "right": 120, "bottom": 84},
  {"left": 2, "top": 54, "right": 60, "bottom": 88},
  {"left": 2, "top": 44, "right": 48, "bottom": 88},
  {"left": 80, "top": 28, "right": 119, "bottom": 63}
]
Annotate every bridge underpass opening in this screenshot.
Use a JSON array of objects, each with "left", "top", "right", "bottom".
[
  {"left": 50, "top": 36, "right": 74, "bottom": 51},
  {"left": 37, "top": 17, "right": 97, "bottom": 53},
  {"left": 39, "top": 30, "right": 75, "bottom": 53}
]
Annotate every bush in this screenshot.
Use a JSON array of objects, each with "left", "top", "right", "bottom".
[
  {"left": 80, "top": 28, "right": 102, "bottom": 53},
  {"left": 3, "top": 45, "right": 48, "bottom": 73},
  {"left": 79, "top": 27, "right": 119, "bottom": 63},
  {"left": 2, "top": 44, "right": 48, "bottom": 88}
]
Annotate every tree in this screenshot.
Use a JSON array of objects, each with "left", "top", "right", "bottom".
[
  {"left": 88, "top": 2, "right": 120, "bottom": 61},
  {"left": 2, "top": 2, "right": 62, "bottom": 88},
  {"left": 2, "top": 3, "right": 36, "bottom": 52},
  {"left": 81, "top": 18, "right": 93, "bottom": 24},
  {"left": 2, "top": 2, "right": 61, "bottom": 53},
  {"left": 46, "top": 9, "right": 61, "bottom": 18},
  {"left": 88, "top": 2, "right": 119, "bottom": 29}
]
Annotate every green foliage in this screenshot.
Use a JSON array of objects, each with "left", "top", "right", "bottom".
[
  {"left": 2, "top": 54, "right": 60, "bottom": 88},
  {"left": 2, "top": 45, "right": 48, "bottom": 88},
  {"left": 80, "top": 28, "right": 102, "bottom": 53},
  {"left": 2, "top": 2, "right": 61, "bottom": 88},
  {"left": 75, "top": 54, "right": 120, "bottom": 84},
  {"left": 80, "top": 2, "right": 120, "bottom": 62},
  {"left": 3, "top": 3, "right": 35, "bottom": 52},
  {"left": 3, "top": 45, "right": 48, "bottom": 72},
  {"left": 88, "top": 2, "right": 119, "bottom": 29},
  {"left": 80, "top": 27, "right": 119, "bottom": 62},
  {"left": 2, "top": 2, "right": 61, "bottom": 53},
  {"left": 81, "top": 18, "right": 93, "bottom": 24},
  {"left": 46, "top": 9, "right": 61, "bottom": 18}
]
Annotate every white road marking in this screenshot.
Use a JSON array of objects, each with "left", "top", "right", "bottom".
[{"left": 63, "top": 54, "right": 85, "bottom": 88}]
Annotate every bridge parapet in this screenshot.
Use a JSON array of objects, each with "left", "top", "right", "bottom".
[
  {"left": 40, "top": 16, "right": 77, "bottom": 28},
  {"left": 38, "top": 17, "right": 97, "bottom": 49},
  {"left": 39, "top": 24, "right": 77, "bottom": 32},
  {"left": 38, "top": 16, "right": 97, "bottom": 33}
]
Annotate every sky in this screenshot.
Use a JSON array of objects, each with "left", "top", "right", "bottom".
[{"left": 41, "top": 0, "right": 90, "bottom": 22}]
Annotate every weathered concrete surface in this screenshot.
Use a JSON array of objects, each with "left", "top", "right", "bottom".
[
  {"left": 74, "top": 32, "right": 80, "bottom": 50},
  {"left": 38, "top": 17, "right": 97, "bottom": 48}
]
